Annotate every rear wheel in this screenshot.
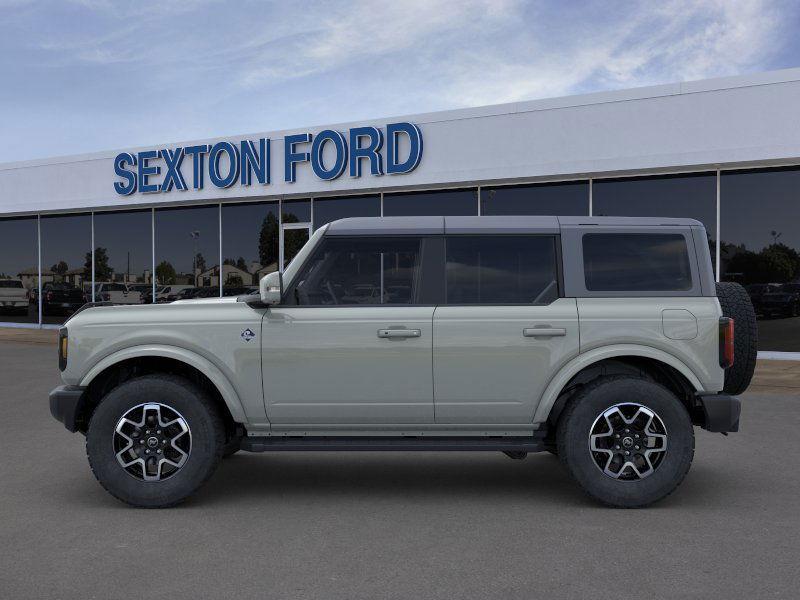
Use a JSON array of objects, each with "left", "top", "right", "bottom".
[
  {"left": 557, "top": 376, "right": 694, "bottom": 508},
  {"left": 86, "top": 374, "right": 225, "bottom": 508}
]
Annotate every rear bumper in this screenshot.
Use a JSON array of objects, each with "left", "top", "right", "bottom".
[
  {"left": 697, "top": 393, "right": 741, "bottom": 433},
  {"left": 49, "top": 385, "right": 86, "bottom": 433}
]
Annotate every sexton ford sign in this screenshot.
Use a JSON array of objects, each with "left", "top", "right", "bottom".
[{"left": 112, "top": 122, "right": 423, "bottom": 196}]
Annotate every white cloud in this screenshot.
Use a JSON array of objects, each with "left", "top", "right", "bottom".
[
  {"left": 0, "top": 0, "right": 793, "bottom": 161},
  {"left": 428, "top": 0, "right": 785, "bottom": 107}
]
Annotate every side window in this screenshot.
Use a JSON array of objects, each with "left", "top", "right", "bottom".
[
  {"left": 583, "top": 233, "right": 692, "bottom": 291},
  {"left": 291, "top": 236, "right": 422, "bottom": 305},
  {"left": 445, "top": 235, "right": 559, "bottom": 304}
]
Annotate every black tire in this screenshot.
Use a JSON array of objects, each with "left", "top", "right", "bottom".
[
  {"left": 557, "top": 376, "right": 694, "bottom": 508},
  {"left": 715, "top": 282, "right": 758, "bottom": 395},
  {"left": 86, "top": 374, "right": 225, "bottom": 508}
]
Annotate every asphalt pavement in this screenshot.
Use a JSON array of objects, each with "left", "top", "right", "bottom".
[{"left": 1, "top": 341, "right": 799, "bottom": 600}]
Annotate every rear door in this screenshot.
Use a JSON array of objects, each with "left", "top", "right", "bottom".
[
  {"left": 262, "top": 235, "right": 437, "bottom": 425},
  {"left": 433, "top": 234, "right": 579, "bottom": 424}
]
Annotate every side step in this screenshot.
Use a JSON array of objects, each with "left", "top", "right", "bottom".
[{"left": 240, "top": 435, "right": 547, "bottom": 453}]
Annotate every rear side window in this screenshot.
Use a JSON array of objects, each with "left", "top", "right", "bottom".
[
  {"left": 583, "top": 233, "right": 692, "bottom": 291},
  {"left": 0, "top": 280, "right": 23, "bottom": 288},
  {"left": 445, "top": 235, "right": 559, "bottom": 304}
]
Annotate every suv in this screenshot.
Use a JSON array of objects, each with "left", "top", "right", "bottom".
[{"left": 49, "top": 216, "right": 756, "bottom": 508}]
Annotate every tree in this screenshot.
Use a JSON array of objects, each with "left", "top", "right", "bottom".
[
  {"left": 84, "top": 247, "right": 113, "bottom": 283},
  {"left": 156, "top": 261, "right": 177, "bottom": 285},
  {"left": 236, "top": 256, "right": 248, "bottom": 271},
  {"left": 760, "top": 245, "right": 795, "bottom": 283},
  {"left": 725, "top": 242, "right": 800, "bottom": 285},
  {"left": 194, "top": 253, "right": 207, "bottom": 273},
  {"left": 51, "top": 261, "right": 68, "bottom": 276},
  {"left": 258, "top": 213, "right": 279, "bottom": 268}
]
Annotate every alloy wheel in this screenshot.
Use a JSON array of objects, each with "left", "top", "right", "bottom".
[
  {"left": 589, "top": 403, "right": 667, "bottom": 480},
  {"left": 113, "top": 403, "right": 192, "bottom": 481}
]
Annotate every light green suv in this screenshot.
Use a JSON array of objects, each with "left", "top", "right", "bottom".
[{"left": 49, "top": 216, "right": 756, "bottom": 508}]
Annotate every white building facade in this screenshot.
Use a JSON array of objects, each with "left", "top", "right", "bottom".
[{"left": 1, "top": 69, "right": 799, "bottom": 355}]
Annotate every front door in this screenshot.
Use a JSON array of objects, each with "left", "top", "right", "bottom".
[
  {"left": 433, "top": 234, "right": 580, "bottom": 424},
  {"left": 262, "top": 234, "right": 435, "bottom": 426}
]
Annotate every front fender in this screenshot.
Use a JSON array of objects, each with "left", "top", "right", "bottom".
[
  {"left": 532, "top": 344, "right": 705, "bottom": 424},
  {"left": 79, "top": 344, "right": 248, "bottom": 423}
]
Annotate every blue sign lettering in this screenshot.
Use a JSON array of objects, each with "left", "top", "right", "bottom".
[{"left": 113, "top": 123, "right": 421, "bottom": 195}]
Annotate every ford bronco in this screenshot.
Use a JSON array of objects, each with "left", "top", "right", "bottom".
[{"left": 49, "top": 216, "right": 756, "bottom": 508}]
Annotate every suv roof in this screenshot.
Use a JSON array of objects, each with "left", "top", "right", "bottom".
[{"left": 326, "top": 215, "right": 704, "bottom": 236}]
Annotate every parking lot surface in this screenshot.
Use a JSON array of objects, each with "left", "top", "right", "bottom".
[{"left": 2, "top": 341, "right": 799, "bottom": 600}]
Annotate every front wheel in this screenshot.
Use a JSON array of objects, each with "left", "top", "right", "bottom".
[
  {"left": 86, "top": 374, "right": 225, "bottom": 508},
  {"left": 557, "top": 376, "right": 694, "bottom": 508}
]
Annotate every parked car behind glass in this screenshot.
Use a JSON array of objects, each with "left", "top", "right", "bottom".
[
  {"left": 39, "top": 282, "right": 84, "bottom": 315},
  {"left": 95, "top": 283, "right": 142, "bottom": 305},
  {"left": 0, "top": 279, "right": 29, "bottom": 314},
  {"left": 760, "top": 284, "right": 800, "bottom": 318}
]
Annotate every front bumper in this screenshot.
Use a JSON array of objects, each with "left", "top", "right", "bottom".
[
  {"left": 697, "top": 393, "right": 741, "bottom": 433},
  {"left": 49, "top": 385, "right": 86, "bottom": 433}
]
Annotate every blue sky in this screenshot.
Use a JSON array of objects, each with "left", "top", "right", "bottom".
[{"left": 1, "top": 0, "right": 798, "bottom": 163}]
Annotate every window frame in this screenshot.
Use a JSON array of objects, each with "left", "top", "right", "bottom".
[
  {"left": 441, "top": 233, "right": 563, "bottom": 306},
  {"left": 560, "top": 226, "right": 704, "bottom": 297}
]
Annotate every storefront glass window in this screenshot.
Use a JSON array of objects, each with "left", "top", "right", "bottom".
[
  {"left": 0, "top": 217, "right": 39, "bottom": 324},
  {"left": 221, "top": 201, "right": 278, "bottom": 295},
  {"left": 93, "top": 210, "right": 153, "bottom": 305},
  {"left": 593, "top": 173, "right": 717, "bottom": 274},
  {"left": 154, "top": 205, "right": 220, "bottom": 301},
  {"left": 383, "top": 189, "right": 478, "bottom": 216},
  {"left": 282, "top": 199, "right": 311, "bottom": 224},
  {"left": 40, "top": 214, "right": 92, "bottom": 324},
  {"left": 720, "top": 167, "right": 800, "bottom": 352},
  {"left": 481, "top": 181, "right": 589, "bottom": 216},
  {"left": 313, "top": 195, "right": 381, "bottom": 230}
]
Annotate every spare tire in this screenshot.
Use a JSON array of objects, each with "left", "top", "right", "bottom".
[{"left": 715, "top": 282, "right": 758, "bottom": 395}]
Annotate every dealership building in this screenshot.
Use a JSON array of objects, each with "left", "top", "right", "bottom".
[{"left": 1, "top": 68, "right": 799, "bottom": 356}]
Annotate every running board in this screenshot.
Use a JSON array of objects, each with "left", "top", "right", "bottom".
[{"left": 240, "top": 435, "right": 547, "bottom": 453}]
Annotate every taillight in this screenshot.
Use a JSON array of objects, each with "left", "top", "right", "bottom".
[
  {"left": 719, "top": 317, "right": 734, "bottom": 368},
  {"left": 46, "top": 291, "right": 53, "bottom": 302}
]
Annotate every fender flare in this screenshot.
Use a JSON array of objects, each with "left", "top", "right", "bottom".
[
  {"left": 79, "top": 344, "right": 248, "bottom": 423},
  {"left": 532, "top": 344, "right": 704, "bottom": 424}
]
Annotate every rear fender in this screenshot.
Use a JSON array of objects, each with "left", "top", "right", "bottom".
[{"left": 532, "top": 344, "right": 704, "bottom": 424}]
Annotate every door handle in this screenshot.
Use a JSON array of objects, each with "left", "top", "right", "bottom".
[
  {"left": 523, "top": 327, "right": 566, "bottom": 338},
  {"left": 377, "top": 329, "right": 421, "bottom": 339}
]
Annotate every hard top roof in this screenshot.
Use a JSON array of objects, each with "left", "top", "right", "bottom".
[{"left": 325, "top": 215, "right": 703, "bottom": 235}]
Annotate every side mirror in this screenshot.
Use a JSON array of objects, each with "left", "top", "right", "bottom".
[{"left": 259, "top": 271, "right": 283, "bottom": 305}]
